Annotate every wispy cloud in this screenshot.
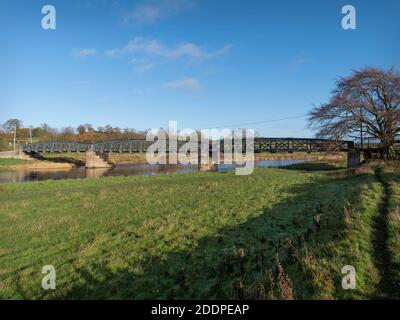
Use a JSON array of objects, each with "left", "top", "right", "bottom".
[
  {"left": 133, "top": 87, "right": 156, "bottom": 95},
  {"left": 123, "top": 0, "right": 195, "bottom": 25},
  {"left": 288, "top": 57, "right": 308, "bottom": 70},
  {"left": 73, "top": 49, "right": 97, "bottom": 58},
  {"left": 162, "top": 78, "right": 200, "bottom": 90},
  {"left": 105, "top": 37, "right": 232, "bottom": 61},
  {"left": 131, "top": 58, "right": 155, "bottom": 73}
]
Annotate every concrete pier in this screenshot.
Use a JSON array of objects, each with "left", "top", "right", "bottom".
[
  {"left": 197, "top": 151, "right": 218, "bottom": 172},
  {"left": 198, "top": 162, "right": 218, "bottom": 172},
  {"left": 85, "top": 150, "right": 113, "bottom": 169}
]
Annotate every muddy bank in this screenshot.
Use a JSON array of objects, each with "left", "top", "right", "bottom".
[{"left": 0, "top": 161, "right": 74, "bottom": 171}]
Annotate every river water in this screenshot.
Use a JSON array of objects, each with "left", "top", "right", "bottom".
[{"left": 0, "top": 160, "right": 305, "bottom": 184}]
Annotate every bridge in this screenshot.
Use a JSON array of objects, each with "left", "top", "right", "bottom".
[
  {"left": 22, "top": 138, "right": 355, "bottom": 154},
  {"left": 22, "top": 138, "right": 359, "bottom": 169}
]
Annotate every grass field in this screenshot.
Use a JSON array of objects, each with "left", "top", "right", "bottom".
[
  {"left": 0, "top": 163, "right": 398, "bottom": 299},
  {"left": 0, "top": 159, "right": 30, "bottom": 167}
]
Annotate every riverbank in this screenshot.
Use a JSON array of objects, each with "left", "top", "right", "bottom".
[
  {"left": 0, "top": 158, "right": 74, "bottom": 171},
  {"left": 40, "top": 151, "right": 346, "bottom": 165},
  {"left": 1, "top": 162, "right": 398, "bottom": 299},
  {"left": 255, "top": 151, "right": 346, "bottom": 161},
  {"left": 0, "top": 151, "right": 346, "bottom": 171}
]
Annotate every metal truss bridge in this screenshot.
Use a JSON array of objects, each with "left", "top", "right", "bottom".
[{"left": 22, "top": 138, "right": 354, "bottom": 154}]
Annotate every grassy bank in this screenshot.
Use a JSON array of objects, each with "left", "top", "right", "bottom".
[
  {"left": 0, "top": 159, "right": 30, "bottom": 167},
  {"left": 0, "top": 163, "right": 390, "bottom": 299},
  {"left": 255, "top": 151, "right": 346, "bottom": 162},
  {"left": 39, "top": 152, "right": 346, "bottom": 165},
  {"left": 0, "top": 158, "right": 73, "bottom": 171}
]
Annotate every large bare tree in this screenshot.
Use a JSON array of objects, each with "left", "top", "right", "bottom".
[{"left": 309, "top": 67, "right": 400, "bottom": 158}]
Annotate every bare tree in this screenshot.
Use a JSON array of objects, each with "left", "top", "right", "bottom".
[
  {"left": 3, "top": 119, "right": 23, "bottom": 132},
  {"left": 309, "top": 67, "right": 400, "bottom": 158}
]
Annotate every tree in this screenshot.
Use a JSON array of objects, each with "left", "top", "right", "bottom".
[
  {"left": 77, "top": 125, "right": 86, "bottom": 135},
  {"left": 33, "top": 123, "right": 58, "bottom": 141},
  {"left": 104, "top": 125, "right": 114, "bottom": 134},
  {"left": 60, "top": 127, "right": 75, "bottom": 141},
  {"left": 77, "top": 124, "right": 93, "bottom": 135},
  {"left": 308, "top": 67, "right": 400, "bottom": 159},
  {"left": 2, "top": 119, "right": 23, "bottom": 132}
]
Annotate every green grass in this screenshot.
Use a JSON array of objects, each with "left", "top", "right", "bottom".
[
  {"left": 0, "top": 165, "right": 388, "bottom": 299},
  {"left": 41, "top": 153, "right": 86, "bottom": 161},
  {"left": 380, "top": 169, "right": 400, "bottom": 298},
  {"left": 0, "top": 159, "right": 30, "bottom": 167},
  {"left": 282, "top": 161, "right": 345, "bottom": 171}
]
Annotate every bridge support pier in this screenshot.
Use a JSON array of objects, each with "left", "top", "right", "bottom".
[
  {"left": 198, "top": 162, "right": 218, "bottom": 172},
  {"left": 85, "top": 150, "right": 113, "bottom": 169},
  {"left": 197, "top": 152, "right": 218, "bottom": 172},
  {"left": 347, "top": 150, "right": 361, "bottom": 168}
]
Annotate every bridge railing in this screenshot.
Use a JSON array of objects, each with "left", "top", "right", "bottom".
[
  {"left": 22, "top": 142, "right": 91, "bottom": 153},
  {"left": 22, "top": 138, "right": 354, "bottom": 154}
]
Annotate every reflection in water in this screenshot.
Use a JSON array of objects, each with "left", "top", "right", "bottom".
[
  {"left": 85, "top": 168, "right": 112, "bottom": 179},
  {"left": 0, "top": 160, "right": 305, "bottom": 184}
]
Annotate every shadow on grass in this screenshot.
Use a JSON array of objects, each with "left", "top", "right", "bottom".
[
  {"left": 30, "top": 153, "right": 85, "bottom": 167},
  {"left": 281, "top": 162, "right": 343, "bottom": 171},
  {"left": 374, "top": 171, "right": 400, "bottom": 299},
  {"left": 35, "top": 172, "right": 373, "bottom": 300}
]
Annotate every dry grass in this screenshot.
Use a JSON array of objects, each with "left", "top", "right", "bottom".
[
  {"left": 255, "top": 152, "right": 346, "bottom": 161},
  {"left": 40, "top": 152, "right": 347, "bottom": 165}
]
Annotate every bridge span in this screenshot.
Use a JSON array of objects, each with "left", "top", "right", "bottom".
[
  {"left": 22, "top": 138, "right": 359, "bottom": 169},
  {"left": 22, "top": 138, "right": 355, "bottom": 154}
]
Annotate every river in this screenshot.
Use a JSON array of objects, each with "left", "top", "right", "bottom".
[{"left": 0, "top": 160, "right": 305, "bottom": 184}]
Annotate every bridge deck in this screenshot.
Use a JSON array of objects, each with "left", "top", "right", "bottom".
[{"left": 22, "top": 138, "right": 354, "bottom": 154}]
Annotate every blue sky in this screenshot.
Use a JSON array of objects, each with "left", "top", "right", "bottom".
[{"left": 1, "top": 0, "right": 399, "bottom": 137}]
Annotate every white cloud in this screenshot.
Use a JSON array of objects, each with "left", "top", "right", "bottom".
[
  {"left": 131, "top": 58, "right": 155, "bottom": 73},
  {"left": 105, "top": 37, "right": 232, "bottom": 61},
  {"left": 73, "top": 49, "right": 97, "bottom": 58},
  {"left": 123, "top": 0, "right": 195, "bottom": 25},
  {"left": 162, "top": 78, "right": 200, "bottom": 90},
  {"left": 104, "top": 48, "right": 121, "bottom": 57},
  {"left": 134, "top": 63, "right": 155, "bottom": 72}
]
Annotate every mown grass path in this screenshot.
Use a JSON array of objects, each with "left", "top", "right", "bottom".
[{"left": 373, "top": 167, "right": 392, "bottom": 298}]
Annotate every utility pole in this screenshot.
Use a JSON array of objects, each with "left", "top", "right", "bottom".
[
  {"left": 13, "top": 125, "right": 16, "bottom": 151},
  {"left": 360, "top": 106, "right": 363, "bottom": 150},
  {"left": 29, "top": 126, "right": 33, "bottom": 144}
]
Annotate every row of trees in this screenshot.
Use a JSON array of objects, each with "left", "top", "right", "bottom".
[{"left": 0, "top": 120, "right": 147, "bottom": 150}]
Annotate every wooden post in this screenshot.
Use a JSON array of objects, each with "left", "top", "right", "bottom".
[{"left": 347, "top": 149, "right": 360, "bottom": 168}]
